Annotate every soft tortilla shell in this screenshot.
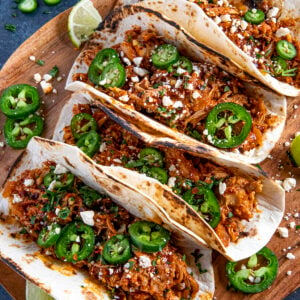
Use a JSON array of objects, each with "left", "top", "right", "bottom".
[
  {"left": 66, "top": 5, "right": 286, "bottom": 164},
  {"left": 0, "top": 137, "right": 214, "bottom": 299},
  {"left": 137, "top": 0, "right": 300, "bottom": 97}
]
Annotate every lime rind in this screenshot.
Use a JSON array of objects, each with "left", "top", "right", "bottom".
[{"left": 68, "top": 0, "right": 102, "bottom": 48}]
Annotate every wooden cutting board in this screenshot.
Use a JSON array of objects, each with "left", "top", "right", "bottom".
[{"left": 0, "top": 1, "right": 299, "bottom": 299}]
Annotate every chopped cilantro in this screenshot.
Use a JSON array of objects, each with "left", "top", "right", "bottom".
[
  {"left": 264, "top": 49, "right": 272, "bottom": 57},
  {"left": 152, "top": 259, "right": 157, "bottom": 266},
  {"left": 19, "top": 228, "right": 28, "bottom": 234},
  {"left": 224, "top": 86, "right": 230, "bottom": 92},
  {"left": 255, "top": 164, "right": 262, "bottom": 170},
  {"left": 121, "top": 155, "right": 129, "bottom": 163},
  {"left": 196, "top": 262, "right": 208, "bottom": 274},
  {"left": 11, "top": 13, "right": 17, "bottom": 17},
  {"left": 110, "top": 206, "right": 119, "bottom": 214},
  {"left": 184, "top": 179, "right": 194, "bottom": 188},
  {"left": 5, "top": 24, "right": 16, "bottom": 32},
  {"left": 153, "top": 82, "right": 162, "bottom": 89},
  {"left": 158, "top": 88, "right": 166, "bottom": 97},
  {"left": 30, "top": 216, "right": 36, "bottom": 224},
  {"left": 48, "top": 65, "right": 59, "bottom": 78},
  {"left": 228, "top": 211, "right": 233, "bottom": 218},
  {"left": 256, "top": 53, "right": 263, "bottom": 58},
  {"left": 190, "top": 129, "right": 202, "bottom": 141},
  {"left": 58, "top": 207, "right": 70, "bottom": 219},
  {"left": 296, "top": 225, "right": 300, "bottom": 230},
  {"left": 182, "top": 254, "right": 186, "bottom": 262},
  {"left": 36, "top": 59, "right": 45, "bottom": 66},
  {"left": 157, "top": 106, "right": 167, "bottom": 113},
  {"left": 128, "top": 261, "right": 134, "bottom": 270},
  {"left": 43, "top": 11, "right": 51, "bottom": 14},
  {"left": 248, "top": 35, "right": 255, "bottom": 42},
  {"left": 191, "top": 249, "right": 203, "bottom": 263}
]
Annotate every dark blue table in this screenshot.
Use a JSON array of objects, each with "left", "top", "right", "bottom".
[{"left": 0, "top": 1, "right": 299, "bottom": 299}]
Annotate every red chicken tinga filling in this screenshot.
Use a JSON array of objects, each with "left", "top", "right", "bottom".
[
  {"left": 3, "top": 162, "right": 200, "bottom": 299},
  {"left": 73, "top": 27, "right": 278, "bottom": 152},
  {"left": 63, "top": 103, "right": 263, "bottom": 247},
  {"left": 192, "top": 0, "right": 300, "bottom": 87}
]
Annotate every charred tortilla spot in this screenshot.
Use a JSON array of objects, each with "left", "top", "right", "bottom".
[{"left": 63, "top": 157, "right": 75, "bottom": 169}]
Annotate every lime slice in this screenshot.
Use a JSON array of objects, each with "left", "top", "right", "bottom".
[
  {"left": 26, "top": 280, "right": 54, "bottom": 300},
  {"left": 290, "top": 135, "right": 300, "bottom": 166},
  {"left": 68, "top": 0, "right": 102, "bottom": 48}
]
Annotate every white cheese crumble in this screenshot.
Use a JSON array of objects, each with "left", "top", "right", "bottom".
[
  {"left": 287, "top": 270, "right": 292, "bottom": 276},
  {"left": 214, "top": 16, "right": 221, "bottom": 25},
  {"left": 100, "top": 142, "right": 106, "bottom": 153},
  {"left": 24, "top": 179, "right": 34, "bottom": 187},
  {"left": 55, "top": 208, "right": 60, "bottom": 215},
  {"left": 162, "top": 96, "right": 173, "bottom": 107},
  {"left": 219, "top": 182, "right": 227, "bottom": 195},
  {"left": 203, "top": 129, "right": 208, "bottom": 135},
  {"left": 175, "top": 79, "right": 182, "bottom": 89},
  {"left": 75, "top": 236, "right": 80, "bottom": 243},
  {"left": 134, "top": 67, "right": 149, "bottom": 77},
  {"left": 133, "top": 57, "right": 143, "bottom": 66},
  {"left": 176, "top": 67, "right": 186, "bottom": 75},
  {"left": 48, "top": 180, "right": 57, "bottom": 191},
  {"left": 286, "top": 253, "right": 295, "bottom": 260},
  {"left": 221, "top": 14, "right": 231, "bottom": 22},
  {"left": 53, "top": 164, "right": 68, "bottom": 175},
  {"left": 186, "top": 83, "right": 193, "bottom": 90},
  {"left": 267, "top": 7, "right": 279, "bottom": 19},
  {"left": 40, "top": 80, "right": 53, "bottom": 94},
  {"left": 0, "top": 142, "right": 4, "bottom": 148},
  {"left": 55, "top": 227, "right": 61, "bottom": 234},
  {"left": 276, "top": 27, "right": 290, "bottom": 38},
  {"left": 139, "top": 255, "right": 151, "bottom": 268},
  {"left": 169, "top": 164, "right": 176, "bottom": 172},
  {"left": 192, "top": 91, "right": 200, "bottom": 99},
  {"left": 29, "top": 55, "right": 36, "bottom": 62},
  {"left": 131, "top": 76, "right": 139, "bottom": 83},
  {"left": 173, "top": 101, "right": 183, "bottom": 108},
  {"left": 33, "top": 73, "right": 42, "bottom": 83},
  {"left": 282, "top": 178, "right": 296, "bottom": 192},
  {"left": 99, "top": 78, "right": 107, "bottom": 85},
  {"left": 13, "top": 194, "right": 22, "bottom": 204},
  {"left": 80, "top": 210, "right": 95, "bottom": 226},
  {"left": 119, "top": 94, "right": 129, "bottom": 102},
  {"left": 168, "top": 177, "right": 177, "bottom": 188},
  {"left": 43, "top": 74, "right": 52, "bottom": 82},
  {"left": 240, "top": 20, "right": 248, "bottom": 30},
  {"left": 278, "top": 227, "right": 289, "bottom": 238},
  {"left": 122, "top": 57, "right": 131, "bottom": 66},
  {"left": 289, "top": 221, "right": 296, "bottom": 229}
]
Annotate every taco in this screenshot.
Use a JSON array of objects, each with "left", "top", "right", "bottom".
[
  {"left": 0, "top": 137, "right": 214, "bottom": 300},
  {"left": 66, "top": 5, "right": 286, "bottom": 164},
  {"left": 53, "top": 91, "right": 285, "bottom": 261},
  {"left": 119, "top": 0, "right": 300, "bottom": 97}
]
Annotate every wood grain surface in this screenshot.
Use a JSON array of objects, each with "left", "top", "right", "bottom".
[{"left": 0, "top": 1, "right": 299, "bottom": 299}]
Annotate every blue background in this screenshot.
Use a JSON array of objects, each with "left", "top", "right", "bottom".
[{"left": 0, "top": 0, "right": 299, "bottom": 299}]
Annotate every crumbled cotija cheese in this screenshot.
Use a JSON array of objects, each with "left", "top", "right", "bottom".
[
  {"left": 283, "top": 178, "right": 296, "bottom": 192},
  {"left": 80, "top": 211, "right": 95, "bottom": 226},
  {"left": 278, "top": 227, "right": 289, "bottom": 238}
]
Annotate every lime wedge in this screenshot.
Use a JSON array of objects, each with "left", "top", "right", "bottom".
[
  {"left": 26, "top": 280, "right": 54, "bottom": 300},
  {"left": 68, "top": 0, "right": 102, "bottom": 48},
  {"left": 290, "top": 135, "right": 300, "bottom": 166}
]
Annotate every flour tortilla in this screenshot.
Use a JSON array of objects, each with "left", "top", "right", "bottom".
[
  {"left": 118, "top": 0, "right": 300, "bottom": 97},
  {"left": 53, "top": 91, "right": 285, "bottom": 261},
  {"left": 0, "top": 137, "right": 214, "bottom": 300},
  {"left": 66, "top": 5, "right": 286, "bottom": 164}
]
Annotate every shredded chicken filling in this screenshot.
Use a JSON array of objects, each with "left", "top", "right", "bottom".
[{"left": 192, "top": 0, "right": 300, "bottom": 87}]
